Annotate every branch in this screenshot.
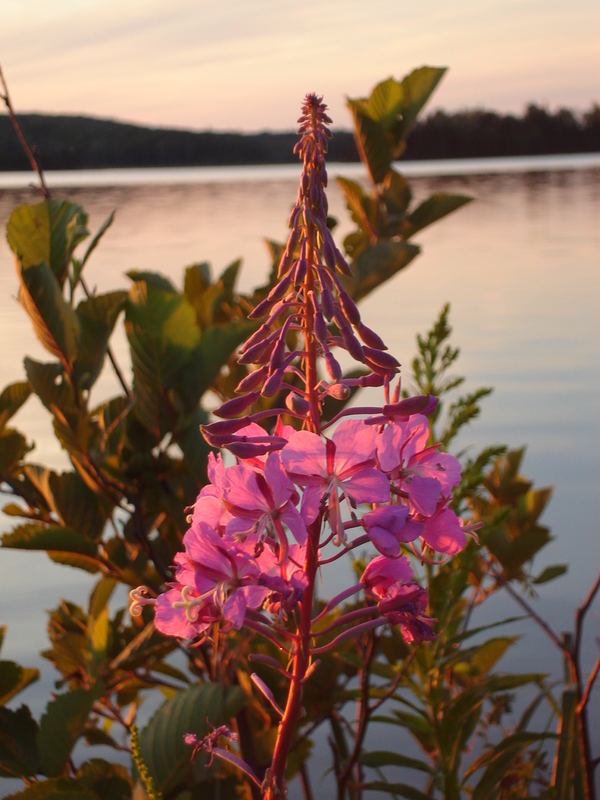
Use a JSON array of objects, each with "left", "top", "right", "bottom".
[{"left": 0, "top": 63, "right": 50, "bottom": 198}]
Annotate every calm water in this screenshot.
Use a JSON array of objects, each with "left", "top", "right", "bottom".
[{"left": 1, "top": 155, "right": 599, "bottom": 794}]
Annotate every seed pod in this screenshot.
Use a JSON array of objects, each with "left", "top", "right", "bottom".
[
  {"left": 235, "top": 366, "right": 269, "bottom": 393},
  {"left": 338, "top": 289, "right": 361, "bottom": 325},
  {"left": 328, "top": 383, "right": 350, "bottom": 400},
  {"left": 362, "top": 346, "right": 400, "bottom": 371},
  {"left": 356, "top": 322, "right": 386, "bottom": 350},
  {"left": 285, "top": 392, "right": 310, "bottom": 415},
  {"left": 383, "top": 395, "right": 437, "bottom": 418},
  {"left": 324, "top": 351, "right": 342, "bottom": 381},
  {"left": 214, "top": 392, "right": 260, "bottom": 419}
]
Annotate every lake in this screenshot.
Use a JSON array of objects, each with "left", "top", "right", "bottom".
[{"left": 1, "top": 154, "right": 599, "bottom": 795}]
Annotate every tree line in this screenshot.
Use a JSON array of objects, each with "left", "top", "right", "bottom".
[{"left": 0, "top": 103, "right": 598, "bottom": 171}]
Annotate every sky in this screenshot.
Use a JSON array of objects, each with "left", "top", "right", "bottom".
[{"left": 2, "top": 0, "right": 599, "bottom": 132}]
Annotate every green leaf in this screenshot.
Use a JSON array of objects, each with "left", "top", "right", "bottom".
[
  {"left": 393, "top": 66, "right": 447, "bottom": 138},
  {"left": 553, "top": 688, "right": 583, "bottom": 799},
  {"left": 0, "top": 429, "right": 29, "bottom": 472},
  {"left": 23, "top": 359, "right": 70, "bottom": 412},
  {"left": 76, "top": 759, "right": 132, "bottom": 800},
  {"left": 360, "top": 750, "right": 432, "bottom": 774},
  {"left": 359, "top": 781, "right": 431, "bottom": 799},
  {"left": 71, "top": 210, "right": 116, "bottom": 292},
  {"left": 192, "top": 320, "right": 255, "bottom": 398},
  {"left": 533, "top": 564, "right": 568, "bottom": 584},
  {"left": 17, "top": 261, "right": 81, "bottom": 368},
  {"left": 2, "top": 523, "right": 98, "bottom": 557},
  {"left": 347, "top": 241, "right": 420, "bottom": 302},
  {"left": 470, "top": 636, "right": 519, "bottom": 675},
  {"left": 74, "top": 291, "right": 127, "bottom": 390},
  {"left": 37, "top": 686, "right": 101, "bottom": 776},
  {"left": 0, "top": 704, "right": 39, "bottom": 777},
  {"left": 125, "top": 278, "right": 201, "bottom": 437},
  {"left": 470, "top": 732, "right": 556, "bottom": 799},
  {"left": 5, "top": 780, "right": 99, "bottom": 799},
  {"left": 346, "top": 104, "right": 394, "bottom": 184},
  {"left": 337, "top": 176, "right": 379, "bottom": 237},
  {"left": 0, "top": 381, "right": 31, "bottom": 432},
  {"left": 7, "top": 200, "right": 89, "bottom": 286},
  {"left": 0, "top": 660, "right": 39, "bottom": 705},
  {"left": 403, "top": 194, "right": 472, "bottom": 238},
  {"left": 383, "top": 170, "right": 412, "bottom": 215},
  {"left": 48, "top": 471, "right": 111, "bottom": 540},
  {"left": 138, "top": 682, "right": 245, "bottom": 794}
]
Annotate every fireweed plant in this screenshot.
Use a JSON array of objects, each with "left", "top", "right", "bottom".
[{"left": 130, "top": 95, "right": 473, "bottom": 797}]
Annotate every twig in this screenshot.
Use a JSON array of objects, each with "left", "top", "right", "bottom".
[
  {"left": 1, "top": 62, "right": 132, "bottom": 400},
  {"left": 0, "top": 64, "right": 50, "bottom": 198},
  {"left": 579, "top": 649, "right": 600, "bottom": 714},
  {"left": 491, "top": 565, "right": 566, "bottom": 654}
]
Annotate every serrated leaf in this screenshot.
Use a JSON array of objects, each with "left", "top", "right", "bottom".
[
  {"left": 23, "top": 358, "right": 71, "bottom": 412},
  {"left": 5, "top": 779, "right": 99, "bottom": 799},
  {"left": 2, "top": 523, "right": 97, "bottom": 556},
  {"left": 76, "top": 758, "right": 132, "bottom": 799},
  {"left": 0, "top": 704, "right": 39, "bottom": 777},
  {"left": 347, "top": 241, "right": 420, "bottom": 302},
  {"left": 403, "top": 193, "right": 472, "bottom": 238},
  {"left": 337, "top": 176, "right": 379, "bottom": 237},
  {"left": 7, "top": 200, "right": 89, "bottom": 285},
  {"left": 0, "top": 660, "right": 39, "bottom": 705},
  {"left": 74, "top": 291, "right": 127, "bottom": 390},
  {"left": 0, "top": 429, "right": 29, "bottom": 472},
  {"left": 138, "top": 682, "right": 245, "bottom": 794},
  {"left": 346, "top": 104, "right": 394, "bottom": 184},
  {"left": 0, "top": 381, "right": 31, "bottom": 432},
  {"left": 192, "top": 320, "right": 255, "bottom": 398},
  {"left": 125, "top": 278, "right": 201, "bottom": 437},
  {"left": 17, "top": 261, "right": 81, "bottom": 368},
  {"left": 37, "top": 686, "right": 101, "bottom": 776},
  {"left": 48, "top": 471, "right": 111, "bottom": 540},
  {"left": 393, "top": 66, "right": 447, "bottom": 138}
]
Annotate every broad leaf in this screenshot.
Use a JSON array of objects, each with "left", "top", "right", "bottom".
[
  {"left": 0, "top": 429, "right": 29, "bottom": 472},
  {"left": 0, "top": 704, "right": 39, "bottom": 777},
  {"left": 139, "top": 682, "right": 245, "bottom": 794},
  {"left": 5, "top": 779, "right": 98, "bottom": 799},
  {"left": 0, "top": 381, "right": 31, "bottom": 432},
  {"left": 37, "top": 686, "right": 101, "bottom": 776},
  {"left": 17, "top": 261, "right": 81, "bottom": 368},
  {"left": 346, "top": 104, "right": 394, "bottom": 184},
  {"left": 347, "top": 241, "right": 420, "bottom": 301},
  {"left": 403, "top": 193, "right": 472, "bottom": 238},
  {"left": 7, "top": 200, "right": 88, "bottom": 285},
  {"left": 533, "top": 563, "right": 568, "bottom": 584},
  {"left": 2, "top": 523, "right": 98, "bottom": 557},
  {"left": 74, "top": 291, "right": 127, "bottom": 390},
  {"left": 0, "top": 660, "right": 39, "bottom": 705}
]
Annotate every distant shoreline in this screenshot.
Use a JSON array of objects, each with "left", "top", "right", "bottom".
[
  {"left": 1, "top": 154, "right": 599, "bottom": 191},
  {"left": 1, "top": 105, "right": 598, "bottom": 172}
]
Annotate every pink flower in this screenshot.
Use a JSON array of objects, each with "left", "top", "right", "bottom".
[
  {"left": 282, "top": 419, "right": 390, "bottom": 541},
  {"left": 362, "top": 505, "right": 422, "bottom": 557},
  {"left": 379, "top": 583, "right": 435, "bottom": 644},
  {"left": 376, "top": 415, "right": 461, "bottom": 516},
  {"left": 360, "top": 554, "right": 413, "bottom": 599},
  {"left": 420, "top": 507, "right": 465, "bottom": 554},
  {"left": 223, "top": 453, "right": 307, "bottom": 562}
]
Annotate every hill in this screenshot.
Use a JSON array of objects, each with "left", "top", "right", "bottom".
[{"left": 1, "top": 104, "right": 598, "bottom": 171}]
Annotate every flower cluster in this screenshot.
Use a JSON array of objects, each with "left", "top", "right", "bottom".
[
  {"left": 131, "top": 93, "right": 467, "bottom": 797},
  {"left": 148, "top": 408, "right": 462, "bottom": 642}
]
